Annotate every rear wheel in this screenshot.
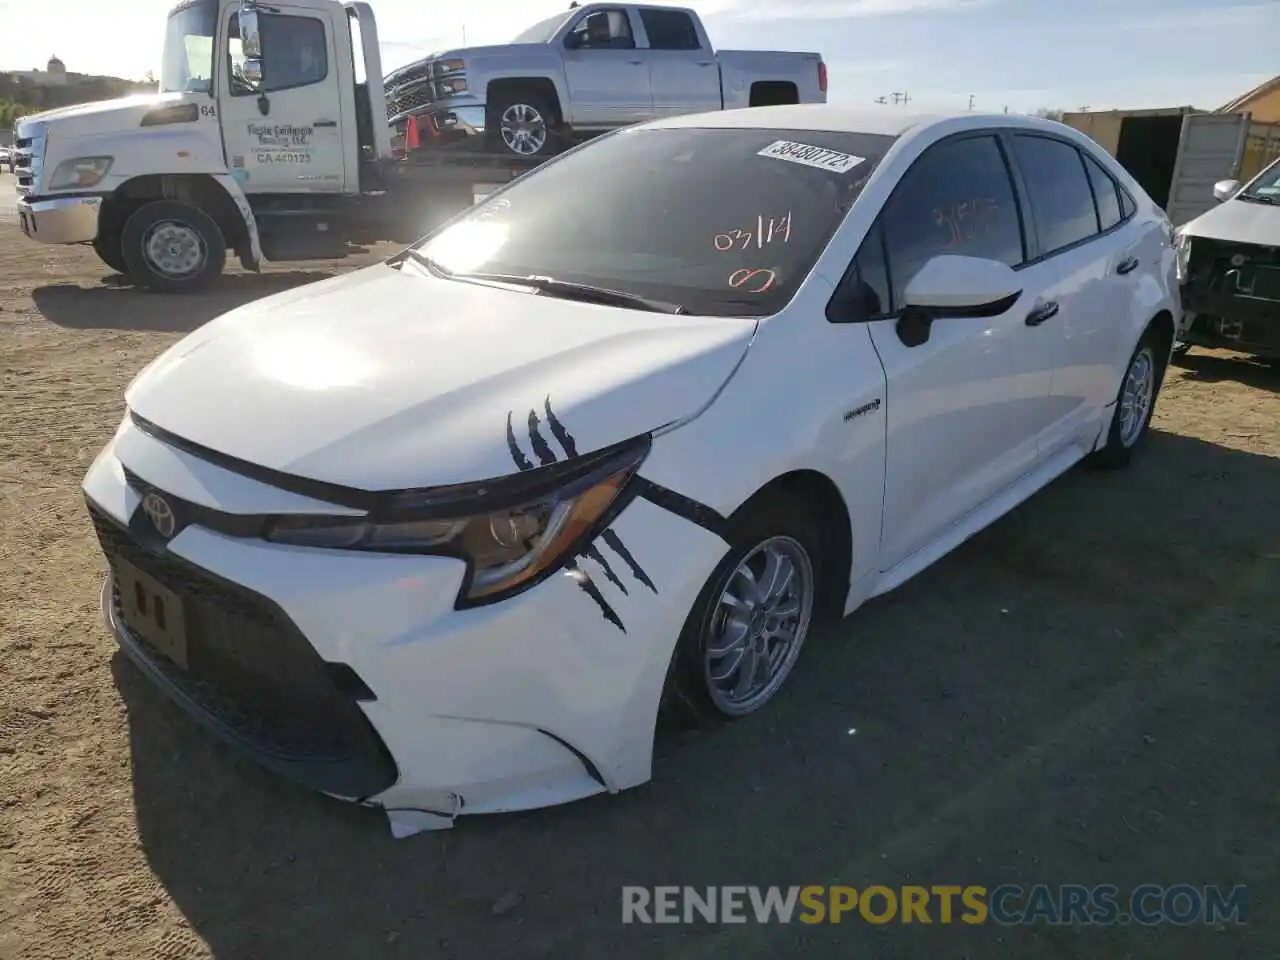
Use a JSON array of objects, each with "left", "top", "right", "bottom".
[
  {"left": 121, "top": 200, "right": 226, "bottom": 293},
  {"left": 1089, "top": 326, "right": 1166, "bottom": 469},
  {"left": 662, "top": 495, "right": 821, "bottom": 725}
]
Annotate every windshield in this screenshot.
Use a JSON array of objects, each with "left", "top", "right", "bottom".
[
  {"left": 415, "top": 127, "right": 894, "bottom": 317},
  {"left": 511, "top": 12, "right": 572, "bottom": 43},
  {"left": 1242, "top": 155, "right": 1280, "bottom": 200},
  {"left": 160, "top": 0, "right": 217, "bottom": 94}
]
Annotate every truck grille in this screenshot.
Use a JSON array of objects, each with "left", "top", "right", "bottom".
[
  {"left": 1186, "top": 238, "right": 1280, "bottom": 299},
  {"left": 386, "top": 81, "right": 438, "bottom": 121},
  {"left": 11, "top": 128, "right": 43, "bottom": 197},
  {"left": 88, "top": 502, "right": 398, "bottom": 798}
]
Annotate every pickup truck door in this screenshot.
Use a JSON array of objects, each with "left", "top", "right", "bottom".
[
  {"left": 635, "top": 7, "right": 722, "bottom": 117},
  {"left": 219, "top": 5, "right": 348, "bottom": 193},
  {"left": 561, "top": 7, "right": 654, "bottom": 128}
]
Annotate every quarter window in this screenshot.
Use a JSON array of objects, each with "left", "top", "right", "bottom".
[
  {"left": 1082, "top": 152, "right": 1123, "bottom": 231},
  {"left": 880, "top": 134, "right": 1025, "bottom": 307},
  {"left": 639, "top": 9, "right": 701, "bottom": 50},
  {"left": 1011, "top": 134, "right": 1099, "bottom": 255}
]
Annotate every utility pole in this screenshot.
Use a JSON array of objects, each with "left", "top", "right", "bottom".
[
  {"left": 874, "top": 95, "right": 887, "bottom": 104},
  {"left": 967, "top": 94, "right": 975, "bottom": 110}
]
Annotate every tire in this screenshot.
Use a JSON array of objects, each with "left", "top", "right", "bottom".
[
  {"left": 1089, "top": 326, "right": 1167, "bottom": 470},
  {"left": 121, "top": 200, "right": 226, "bottom": 293},
  {"left": 487, "top": 91, "right": 558, "bottom": 159},
  {"left": 661, "top": 493, "right": 822, "bottom": 727},
  {"left": 92, "top": 231, "right": 129, "bottom": 275}
]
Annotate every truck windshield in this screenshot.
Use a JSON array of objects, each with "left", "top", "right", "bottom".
[
  {"left": 414, "top": 127, "right": 895, "bottom": 317},
  {"left": 511, "top": 12, "right": 572, "bottom": 43},
  {"left": 160, "top": 0, "right": 218, "bottom": 94}
]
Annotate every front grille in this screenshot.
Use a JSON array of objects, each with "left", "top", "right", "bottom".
[
  {"left": 89, "top": 502, "right": 398, "bottom": 795},
  {"left": 1186, "top": 238, "right": 1280, "bottom": 299},
  {"left": 386, "top": 82, "right": 437, "bottom": 120}
]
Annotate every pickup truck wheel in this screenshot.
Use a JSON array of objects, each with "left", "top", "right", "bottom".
[
  {"left": 489, "top": 93, "right": 557, "bottom": 158},
  {"left": 91, "top": 232, "right": 128, "bottom": 276},
  {"left": 121, "top": 201, "right": 226, "bottom": 293},
  {"left": 661, "top": 494, "right": 821, "bottom": 727}
]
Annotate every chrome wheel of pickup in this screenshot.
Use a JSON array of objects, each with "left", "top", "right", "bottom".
[{"left": 500, "top": 103, "right": 549, "bottom": 156}]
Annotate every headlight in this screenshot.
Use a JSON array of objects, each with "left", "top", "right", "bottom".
[
  {"left": 436, "top": 58, "right": 466, "bottom": 74},
  {"left": 264, "top": 437, "right": 650, "bottom": 606},
  {"left": 48, "top": 156, "right": 113, "bottom": 190},
  {"left": 1173, "top": 230, "right": 1192, "bottom": 283},
  {"left": 437, "top": 76, "right": 468, "bottom": 95}
]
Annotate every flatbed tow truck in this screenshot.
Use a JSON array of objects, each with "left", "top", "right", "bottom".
[{"left": 10, "top": 0, "right": 547, "bottom": 291}]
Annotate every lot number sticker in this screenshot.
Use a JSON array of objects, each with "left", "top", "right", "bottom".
[{"left": 758, "top": 140, "right": 865, "bottom": 174}]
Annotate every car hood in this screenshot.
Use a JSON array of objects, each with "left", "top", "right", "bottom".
[
  {"left": 1181, "top": 197, "right": 1280, "bottom": 246},
  {"left": 126, "top": 263, "right": 758, "bottom": 491},
  {"left": 15, "top": 91, "right": 197, "bottom": 138}
]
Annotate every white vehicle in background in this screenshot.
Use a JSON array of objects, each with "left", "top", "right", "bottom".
[
  {"left": 83, "top": 105, "right": 1179, "bottom": 837},
  {"left": 385, "top": 2, "right": 827, "bottom": 159}
]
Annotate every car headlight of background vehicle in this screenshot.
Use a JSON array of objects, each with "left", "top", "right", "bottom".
[
  {"left": 264, "top": 438, "right": 650, "bottom": 606},
  {"left": 48, "top": 156, "right": 113, "bottom": 190},
  {"left": 1173, "top": 230, "right": 1192, "bottom": 283}
]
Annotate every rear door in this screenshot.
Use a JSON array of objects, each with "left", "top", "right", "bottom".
[
  {"left": 1166, "top": 113, "right": 1251, "bottom": 226},
  {"left": 636, "top": 7, "right": 722, "bottom": 117}
]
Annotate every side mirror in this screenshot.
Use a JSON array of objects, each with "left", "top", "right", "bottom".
[
  {"left": 239, "top": 5, "right": 262, "bottom": 58},
  {"left": 239, "top": 59, "right": 264, "bottom": 89},
  {"left": 896, "top": 255, "right": 1022, "bottom": 347},
  {"left": 1212, "top": 179, "right": 1239, "bottom": 203}
]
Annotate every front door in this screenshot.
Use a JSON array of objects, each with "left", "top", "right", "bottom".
[
  {"left": 561, "top": 7, "right": 653, "bottom": 128},
  {"left": 636, "top": 7, "right": 721, "bottom": 118},
  {"left": 864, "top": 132, "right": 1058, "bottom": 570},
  {"left": 220, "top": 4, "right": 347, "bottom": 193}
]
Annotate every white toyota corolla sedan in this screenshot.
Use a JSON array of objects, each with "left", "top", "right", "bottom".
[{"left": 84, "top": 106, "right": 1179, "bottom": 836}]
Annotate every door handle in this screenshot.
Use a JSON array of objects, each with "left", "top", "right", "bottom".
[
  {"left": 695, "top": 61, "right": 714, "bottom": 66},
  {"left": 628, "top": 59, "right": 643, "bottom": 65},
  {"left": 1116, "top": 256, "right": 1140, "bottom": 275},
  {"left": 314, "top": 119, "right": 337, "bottom": 128},
  {"left": 1025, "top": 301, "right": 1059, "bottom": 326}
]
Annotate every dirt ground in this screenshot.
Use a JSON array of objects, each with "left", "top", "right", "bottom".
[{"left": 0, "top": 210, "right": 1277, "bottom": 960}]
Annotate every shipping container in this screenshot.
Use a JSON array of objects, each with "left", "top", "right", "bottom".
[{"left": 1061, "top": 107, "right": 1280, "bottom": 225}]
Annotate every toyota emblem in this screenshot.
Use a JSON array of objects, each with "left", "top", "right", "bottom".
[{"left": 141, "top": 491, "right": 177, "bottom": 540}]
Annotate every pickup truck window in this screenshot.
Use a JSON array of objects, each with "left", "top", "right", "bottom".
[
  {"left": 565, "top": 10, "right": 636, "bottom": 50},
  {"left": 416, "top": 127, "right": 894, "bottom": 317},
  {"left": 639, "top": 9, "right": 702, "bottom": 50}
]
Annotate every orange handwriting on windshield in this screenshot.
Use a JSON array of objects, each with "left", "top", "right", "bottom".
[
  {"left": 728, "top": 268, "right": 778, "bottom": 293},
  {"left": 714, "top": 212, "right": 793, "bottom": 252}
]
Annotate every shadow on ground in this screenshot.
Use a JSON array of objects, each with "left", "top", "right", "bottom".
[
  {"left": 1173, "top": 350, "right": 1280, "bottom": 391},
  {"left": 31, "top": 272, "right": 338, "bottom": 333},
  {"left": 116, "top": 431, "right": 1280, "bottom": 959}
]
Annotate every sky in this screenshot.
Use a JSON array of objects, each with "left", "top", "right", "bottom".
[{"left": 0, "top": 0, "right": 1275, "bottom": 113}]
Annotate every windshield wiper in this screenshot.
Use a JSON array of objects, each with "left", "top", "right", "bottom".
[
  {"left": 1236, "top": 193, "right": 1279, "bottom": 205},
  {"left": 393, "top": 248, "right": 454, "bottom": 276},
  {"left": 452, "top": 272, "right": 688, "bottom": 315}
]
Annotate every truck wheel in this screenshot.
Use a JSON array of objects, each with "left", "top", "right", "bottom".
[
  {"left": 488, "top": 92, "right": 558, "bottom": 158},
  {"left": 92, "top": 232, "right": 128, "bottom": 276},
  {"left": 121, "top": 201, "right": 226, "bottom": 293}
]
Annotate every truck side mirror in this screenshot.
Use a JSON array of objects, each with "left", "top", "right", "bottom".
[
  {"left": 239, "top": 6, "right": 262, "bottom": 58},
  {"left": 239, "top": 59, "right": 264, "bottom": 89}
]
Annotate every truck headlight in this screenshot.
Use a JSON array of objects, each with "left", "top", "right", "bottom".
[
  {"left": 1173, "top": 230, "right": 1192, "bottom": 284},
  {"left": 437, "top": 76, "right": 468, "bottom": 95},
  {"left": 263, "top": 437, "right": 650, "bottom": 606},
  {"left": 48, "top": 156, "right": 113, "bottom": 190},
  {"left": 436, "top": 58, "right": 466, "bottom": 74}
]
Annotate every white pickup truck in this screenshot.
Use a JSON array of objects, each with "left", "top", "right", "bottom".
[
  {"left": 11, "top": 0, "right": 825, "bottom": 292},
  {"left": 384, "top": 2, "right": 828, "bottom": 158}
]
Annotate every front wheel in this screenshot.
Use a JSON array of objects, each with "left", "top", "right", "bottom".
[
  {"left": 120, "top": 200, "right": 226, "bottom": 293},
  {"left": 487, "top": 92, "right": 558, "bottom": 159},
  {"left": 92, "top": 231, "right": 129, "bottom": 275},
  {"left": 662, "top": 495, "right": 821, "bottom": 725}
]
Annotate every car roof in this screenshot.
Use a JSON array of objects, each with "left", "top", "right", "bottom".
[{"left": 640, "top": 103, "right": 1056, "bottom": 139}]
